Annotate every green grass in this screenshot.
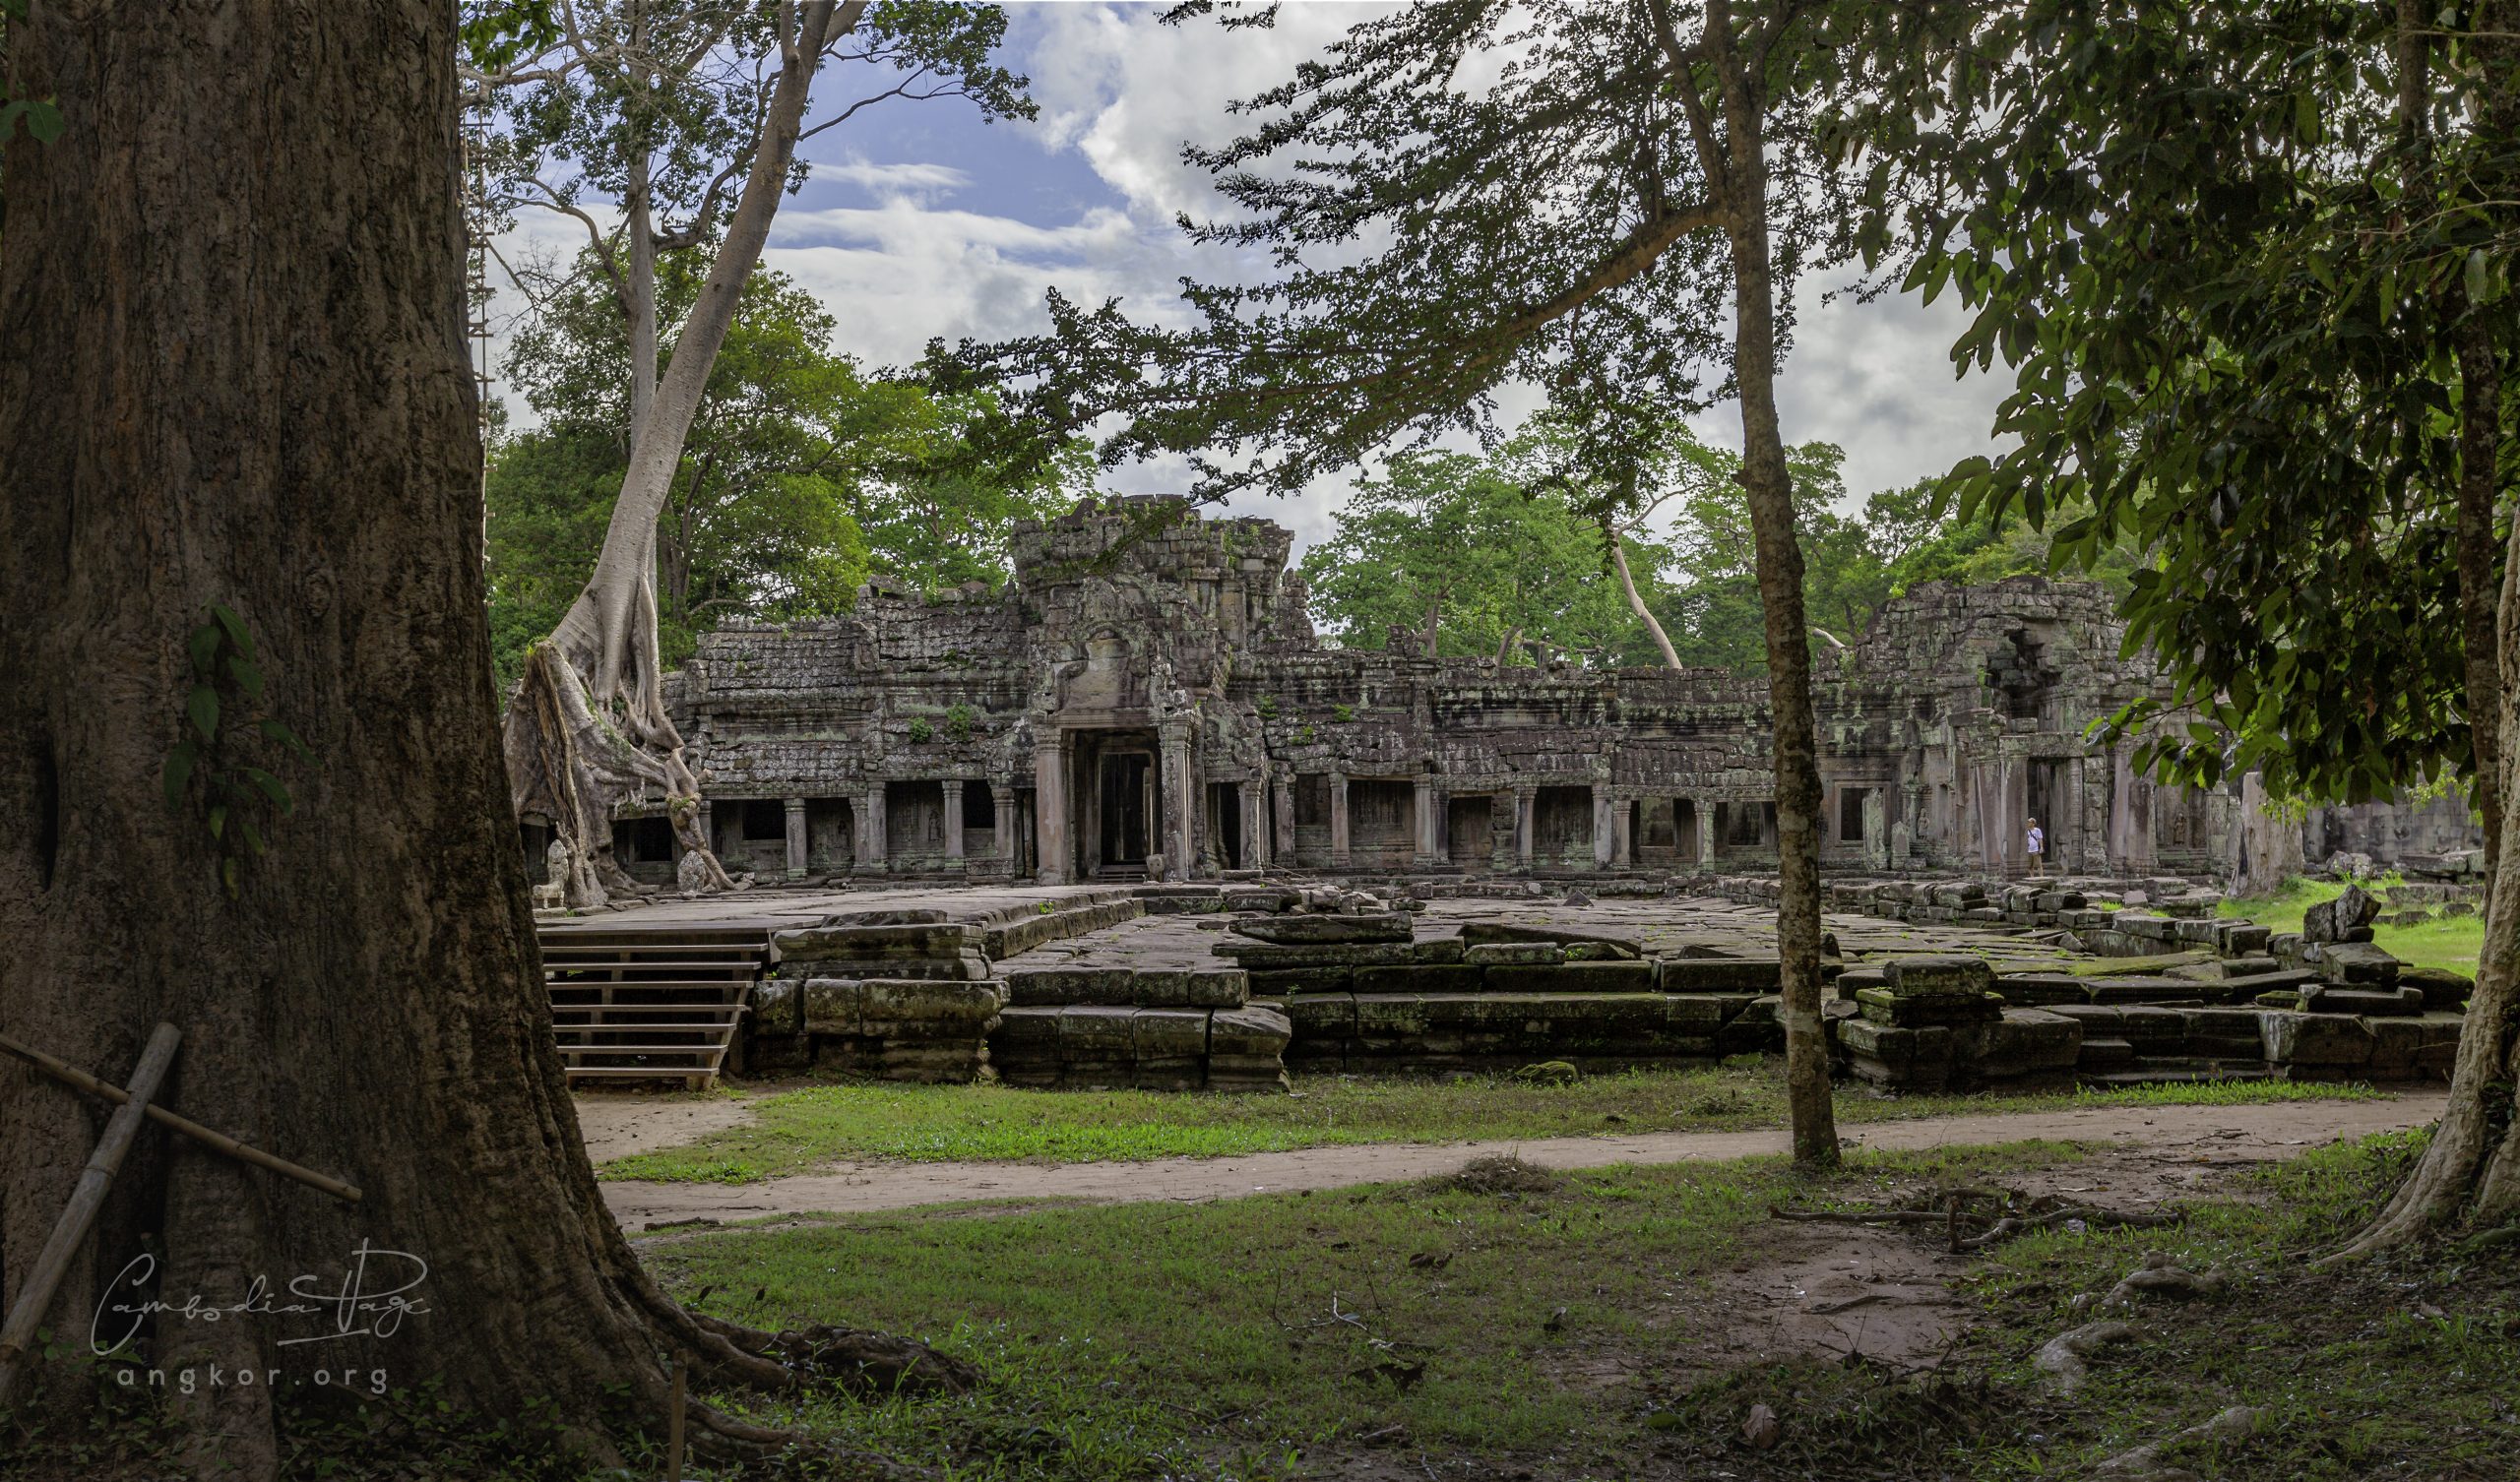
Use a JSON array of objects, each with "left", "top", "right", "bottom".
[
  {"left": 656, "top": 1132, "right": 2520, "bottom": 1480},
  {"left": 1647, "top": 1130, "right": 2520, "bottom": 1481},
  {"left": 599, "top": 1065, "right": 2382, "bottom": 1183},
  {"left": 656, "top": 1142, "right": 2088, "bottom": 1478},
  {"left": 2220, "top": 873, "right": 2485, "bottom": 976}
]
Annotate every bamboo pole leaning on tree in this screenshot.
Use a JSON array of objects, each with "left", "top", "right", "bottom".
[
  {"left": 0, "top": 1029, "right": 363, "bottom": 1203},
  {"left": 0, "top": 1022, "right": 184, "bottom": 1408}
]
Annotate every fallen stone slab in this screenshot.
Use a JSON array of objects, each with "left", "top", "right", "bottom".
[
  {"left": 2261, "top": 1011, "right": 2375, "bottom": 1066},
  {"left": 1228, "top": 911, "right": 1414, "bottom": 945},
  {"left": 1457, "top": 922, "right": 1644, "bottom": 958}
]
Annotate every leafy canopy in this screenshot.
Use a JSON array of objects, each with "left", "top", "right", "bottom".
[
  {"left": 1831, "top": 0, "right": 2518, "bottom": 803},
  {"left": 486, "top": 255, "right": 1083, "bottom": 682}
]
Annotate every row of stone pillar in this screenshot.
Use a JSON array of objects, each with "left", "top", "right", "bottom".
[
  {"left": 1280, "top": 773, "right": 1728, "bottom": 871},
  {"left": 705, "top": 782, "right": 1023, "bottom": 881}
]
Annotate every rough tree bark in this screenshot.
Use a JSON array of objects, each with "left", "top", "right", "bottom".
[
  {"left": 503, "top": 0, "right": 866, "bottom": 907},
  {"left": 1660, "top": 0, "right": 1838, "bottom": 1166},
  {"left": 0, "top": 5, "right": 950, "bottom": 1474}
]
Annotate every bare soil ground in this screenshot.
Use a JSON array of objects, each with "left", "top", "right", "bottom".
[
  {"left": 575, "top": 1089, "right": 759, "bottom": 1159},
  {"left": 599, "top": 1091, "right": 2443, "bottom": 1226}
]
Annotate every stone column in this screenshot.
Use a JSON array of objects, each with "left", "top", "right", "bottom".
[
  {"left": 1611, "top": 797, "right": 1632, "bottom": 868},
  {"left": 695, "top": 799, "right": 714, "bottom": 860},
  {"left": 1161, "top": 728, "right": 1195, "bottom": 880},
  {"left": 861, "top": 783, "right": 889, "bottom": 873},
  {"left": 1273, "top": 773, "right": 1297, "bottom": 865},
  {"left": 993, "top": 787, "right": 1018, "bottom": 863},
  {"left": 1240, "top": 779, "right": 1269, "bottom": 870},
  {"left": 1514, "top": 783, "right": 1537, "bottom": 869},
  {"left": 941, "top": 779, "right": 966, "bottom": 863},
  {"left": 1432, "top": 788, "right": 1451, "bottom": 864},
  {"left": 784, "top": 797, "right": 807, "bottom": 879},
  {"left": 1694, "top": 799, "right": 1717, "bottom": 871},
  {"left": 1035, "top": 736, "right": 1068, "bottom": 884},
  {"left": 1592, "top": 786, "right": 1615, "bottom": 870},
  {"left": 1328, "top": 772, "right": 1352, "bottom": 867},
  {"left": 1413, "top": 777, "right": 1438, "bottom": 867}
]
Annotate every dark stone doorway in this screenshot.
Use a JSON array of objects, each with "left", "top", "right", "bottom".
[{"left": 1101, "top": 752, "right": 1151, "bottom": 868}]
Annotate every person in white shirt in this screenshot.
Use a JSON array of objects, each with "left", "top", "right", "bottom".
[{"left": 2025, "top": 817, "right": 2046, "bottom": 877}]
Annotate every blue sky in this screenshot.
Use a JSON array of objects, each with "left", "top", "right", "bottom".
[{"left": 486, "top": 2, "right": 2009, "bottom": 549}]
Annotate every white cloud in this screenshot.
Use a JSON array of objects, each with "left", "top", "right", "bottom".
[
  {"left": 481, "top": 1, "right": 2010, "bottom": 554},
  {"left": 811, "top": 157, "right": 976, "bottom": 197}
]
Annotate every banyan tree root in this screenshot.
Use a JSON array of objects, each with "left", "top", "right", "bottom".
[
  {"left": 507, "top": 641, "right": 740, "bottom": 909},
  {"left": 2034, "top": 1319, "right": 2140, "bottom": 1393},
  {"left": 2093, "top": 1252, "right": 2226, "bottom": 1313},
  {"left": 2089, "top": 1405, "right": 2264, "bottom": 1481},
  {"left": 1769, "top": 1187, "right": 2185, "bottom": 1251},
  {"left": 643, "top": 1286, "right": 978, "bottom": 1399}
]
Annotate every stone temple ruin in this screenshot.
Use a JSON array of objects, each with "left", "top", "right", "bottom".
[
  {"left": 531, "top": 497, "right": 2479, "bottom": 1096},
  {"left": 579, "top": 496, "right": 2470, "bottom": 890}
]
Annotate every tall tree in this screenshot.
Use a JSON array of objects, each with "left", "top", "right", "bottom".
[
  {"left": 0, "top": 4, "right": 951, "bottom": 1472},
  {"left": 1837, "top": 0, "right": 2519, "bottom": 1246},
  {"left": 486, "top": 256, "right": 1080, "bottom": 685},
  {"left": 1298, "top": 448, "right": 1645, "bottom": 663},
  {"left": 948, "top": 0, "right": 1865, "bottom": 1165},
  {"left": 474, "top": 0, "right": 1032, "bottom": 907}
]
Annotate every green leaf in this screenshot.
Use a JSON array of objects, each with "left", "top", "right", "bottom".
[
  {"left": 161, "top": 743, "right": 197, "bottom": 810},
  {"left": 240, "top": 766, "right": 294, "bottom": 816},
  {"left": 258, "top": 718, "right": 313, "bottom": 759},
  {"left": 187, "top": 684, "right": 220, "bottom": 742},
  {"left": 22, "top": 98, "right": 63, "bottom": 145},
  {"left": 2466, "top": 249, "right": 2488, "bottom": 306},
  {"left": 208, "top": 803, "right": 227, "bottom": 840},
  {"left": 209, "top": 602, "right": 254, "bottom": 661},
  {"left": 188, "top": 623, "right": 222, "bottom": 677},
  {"left": 238, "top": 816, "right": 267, "bottom": 856},
  {"left": 226, "top": 653, "right": 265, "bottom": 699},
  {"left": 220, "top": 857, "right": 240, "bottom": 896}
]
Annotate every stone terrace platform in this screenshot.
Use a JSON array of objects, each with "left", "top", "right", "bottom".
[{"left": 542, "top": 875, "right": 2467, "bottom": 1093}]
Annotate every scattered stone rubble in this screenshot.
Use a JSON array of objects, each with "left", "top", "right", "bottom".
[{"left": 737, "top": 867, "right": 2472, "bottom": 1093}]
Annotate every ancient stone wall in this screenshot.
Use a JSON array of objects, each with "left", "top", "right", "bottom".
[{"left": 655, "top": 497, "right": 2470, "bottom": 886}]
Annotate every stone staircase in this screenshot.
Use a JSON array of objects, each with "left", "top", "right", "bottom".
[{"left": 536, "top": 926, "right": 766, "bottom": 1089}]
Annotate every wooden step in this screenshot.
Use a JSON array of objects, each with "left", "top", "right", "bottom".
[{"left": 537, "top": 926, "right": 764, "bottom": 1089}]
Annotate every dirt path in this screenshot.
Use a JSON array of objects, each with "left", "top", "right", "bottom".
[
  {"left": 576, "top": 1092, "right": 760, "bottom": 1161},
  {"left": 602, "top": 1091, "right": 2444, "bottom": 1228}
]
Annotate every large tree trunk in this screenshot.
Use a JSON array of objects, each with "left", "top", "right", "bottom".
[
  {"left": 1607, "top": 525, "right": 1683, "bottom": 669},
  {"left": 2455, "top": 318, "right": 2504, "bottom": 879},
  {"left": 1707, "top": 4, "right": 1837, "bottom": 1168},
  {"left": 504, "top": 0, "right": 863, "bottom": 906},
  {"left": 0, "top": 5, "right": 951, "bottom": 1472}
]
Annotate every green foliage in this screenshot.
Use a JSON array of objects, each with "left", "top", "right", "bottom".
[
  {"left": 457, "top": 0, "right": 558, "bottom": 71},
  {"left": 1329, "top": 702, "right": 1354, "bottom": 722},
  {"left": 943, "top": 703, "right": 976, "bottom": 743},
  {"left": 1253, "top": 694, "right": 1278, "bottom": 719},
  {"left": 1833, "top": 2, "right": 2520, "bottom": 803},
  {"left": 1297, "top": 446, "right": 1635, "bottom": 663},
  {"left": 161, "top": 605, "right": 309, "bottom": 897},
  {"left": 907, "top": 716, "right": 935, "bottom": 744},
  {"left": 485, "top": 257, "right": 1084, "bottom": 683}
]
